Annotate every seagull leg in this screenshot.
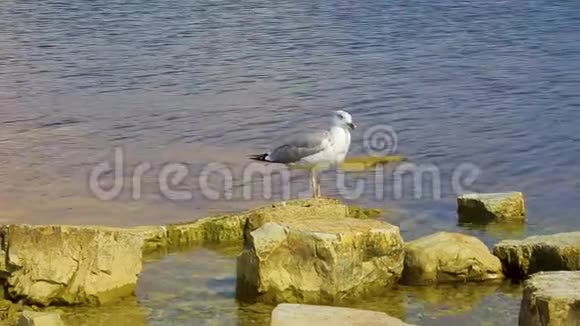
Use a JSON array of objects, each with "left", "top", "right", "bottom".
[
  {"left": 315, "top": 171, "right": 321, "bottom": 198},
  {"left": 309, "top": 169, "right": 318, "bottom": 199}
]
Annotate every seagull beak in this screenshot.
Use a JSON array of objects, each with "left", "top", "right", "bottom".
[{"left": 347, "top": 123, "right": 356, "bottom": 130}]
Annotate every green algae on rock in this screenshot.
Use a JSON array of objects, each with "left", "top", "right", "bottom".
[
  {"left": 519, "top": 271, "right": 580, "bottom": 326},
  {"left": 165, "top": 212, "right": 248, "bottom": 247},
  {"left": 236, "top": 218, "right": 404, "bottom": 304},
  {"left": 0, "top": 225, "right": 143, "bottom": 306},
  {"left": 402, "top": 232, "right": 503, "bottom": 285},
  {"left": 457, "top": 192, "right": 526, "bottom": 224},
  {"left": 346, "top": 205, "right": 383, "bottom": 219},
  {"left": 493, "top": 232, "right": 580, "bottom": 279},
  {"left": 128, "top": 226, "right": 169, "bottom": 257}
]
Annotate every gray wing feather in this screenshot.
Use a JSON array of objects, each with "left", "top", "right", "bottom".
[{"left": 269, "top": 131, "right": 331, "bottom": 163}]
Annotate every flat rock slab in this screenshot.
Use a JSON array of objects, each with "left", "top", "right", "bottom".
[
  {"left": 242, "top": 199, "right": 351, "bottom": 240},
  {"left": 519, "top": 271, "right": 580, "bottom": 326},
  {"left": 237, "top": 218, "right": 404, "bottom": 304},
  {"left": 458, "top": 192, "right": 525, "bottom": 223},
  {"left": 1, "top": 225, "right": 144, "bottom": 306},
  {"left": 18, "top": 310, "right": 64, "bottom": 326},
  {"left": 402, "top": 232, "right": 503, "bottom": 285},
  {"left": 493, "top": 232, "right": 580, "bottom": 278},
  {"left": 165, "top": 198, "right": 381, "bottom": 248},
  {"left": 270, "top": 304, "right": 414, "bottom": 326}
]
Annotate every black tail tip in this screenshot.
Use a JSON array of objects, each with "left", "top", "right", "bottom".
[{"left": 249, "top": 153, "right": 269, "bottom": 162}]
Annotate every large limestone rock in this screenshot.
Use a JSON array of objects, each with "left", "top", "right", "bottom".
[
  {"left": 401, "top": 232, "right": 503, "bottom": 285},
  {"left": 166, "top": 199, "right": 381, "bottom": 248},
  {"left": 519, "top": 271, "right": 580, "bottom": 326},
  {"left": 493, "top": 232, "right": 580, "bottom": 278},
  {"left": 270, "top": 303, "right": 413, "bottom": 326},
  {"left": 1, "top": 225, "right": 143, "bottom": 306},
  {"left": 457, "top": 192, "right": 525, "bottom": 223},
  {"left": 237, "top": 218, "right": 404, "bottom": 304},
  {"left": 18, "top": 310, "right": 64, "bottom": 326}
]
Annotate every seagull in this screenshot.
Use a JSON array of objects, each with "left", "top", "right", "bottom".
[{"left": 250, "top": 110, "right": 356, "bottom": 198}]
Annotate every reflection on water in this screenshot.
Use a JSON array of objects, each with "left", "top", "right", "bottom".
[{"left": 131, "top": 245, "right": 521, "bottom": 325}]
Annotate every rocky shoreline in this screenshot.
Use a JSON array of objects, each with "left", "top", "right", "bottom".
[{"left": 0, "top": 195, "right": 578, "bottom": 325}]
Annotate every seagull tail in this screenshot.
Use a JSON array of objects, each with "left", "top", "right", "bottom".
[{"left": 248, "top": 153, "right": 271, "bottom": 162}]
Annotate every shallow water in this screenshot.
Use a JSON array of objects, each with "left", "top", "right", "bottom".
[
  {"left": 1, "top": 0, "right": 580, "bottom": 324},
  {"left": 56, "top": 245, "right": 522, "bottom": 325}
]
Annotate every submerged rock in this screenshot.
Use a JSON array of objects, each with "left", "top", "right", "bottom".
[
  {"left": 493, "top": 232, "right": 580, "bottom": 278},
  {"left": 270, "top": 303, "right": 413, "bottom": 326},
  {"left": 339, "top": 155, "right": 405, "bottom": 172},
  {"left": 519, "top": 271, "right": 580, "bottom": 326},
  {"left": 1, "top": 225, "right": 143, "bottom": 306},
  {"left": 457, "top": 192, "right": 526, "bottom": 223},
  {"left": 18, "top": 310, "right": 64, "bottom": 326},
  {"left": 401, "top": 232, "right": 503, "bottom": 285},
  {"left": 236, "top": 218, "right": 404, "bottom": 304}
]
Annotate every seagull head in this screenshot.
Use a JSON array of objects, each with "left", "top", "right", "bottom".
[{"left": 332, "top": 110, "right": 356, "bottom": 130}]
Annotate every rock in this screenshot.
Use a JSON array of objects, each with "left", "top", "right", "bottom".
[
  {"left": 345, "top": 205, "right": 384, "bottom": 219},
  {"left": 457, "top": 192, "right": 525, "bottom": 223},
  {"left": 1, "top": 225, "right": 143, "bottom": 306},
  {"left": 18, "top": 310, "right": 64, "bottom": 326},
  {"left": 243, "top": 199, "right": 381, "bottom": 241},
  {"left": 128, "top": 226, "right": 168, "bottom": 256},
  {"left": 519, "top": 271, "right": 580, "bottom": 326},
  {"left": 236, "top": 218, "right": 404, "bottom": 304},
  {"left": 165, "top": 199, "right": 376, "bottom": 248},
  {"left": 125, "top": 199, "right": 382, "bottom": 251},
  {"left": 270, "top": 303, "right": 413, "bottom": 326},
  {"left": 493, "top": 232, "right": 580, "bottom": 279},
  {"left": 0, "top": 299, "right": 21, "bottom": 325},
  {"left": 166, "top": 212, "right": 249, "bottom": 247},
  {"left": 401, "top": 232, "right": 503, "bottom": 285}
]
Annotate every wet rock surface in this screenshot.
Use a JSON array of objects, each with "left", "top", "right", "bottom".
[
  {"left": 1, "top": 225, "right": 143, "bottom": 306},
  {"left": 402, "top": 232, "right": 503, "bottom": 285},
  {"left": 493, "top": 232, "right": 580, "bottom": 278},
  {"left": 519, "top": 271, "right": 580, "bottom": 326},
  {"left": 236, "top": 218, "right": 404, "bottom": 304},
  {"left": 458, "top": 192, "right": 526, "bottom": 224},
  {"left": 270, "top": 303, "right": 414, "bottom": 326}
]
